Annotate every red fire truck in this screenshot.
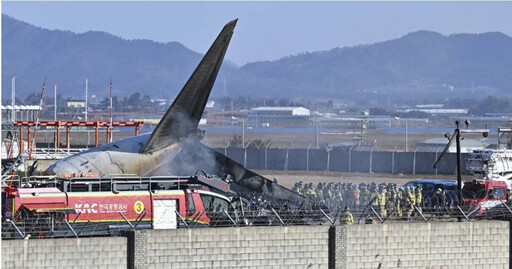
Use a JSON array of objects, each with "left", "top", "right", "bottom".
[
  {"left": 462, "top": 179, "right": 508, "bottom": 215},
  {"left": 2, "top": 172, "right": 239, "bottom": 237}
]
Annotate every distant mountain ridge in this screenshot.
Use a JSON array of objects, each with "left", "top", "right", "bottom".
[
  {"left": 3, "top": 14, "right": 512, "bottom": 103},
  {"left": 1, "top": 15, "right": 235, "bottom": 100},
  {"left": 238, "top": 30, "right": 512, "bottom": 100}
]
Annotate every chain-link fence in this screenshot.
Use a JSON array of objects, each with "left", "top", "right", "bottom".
[{"left": 217, "top": 146, "right": 468, "bottom": 175}]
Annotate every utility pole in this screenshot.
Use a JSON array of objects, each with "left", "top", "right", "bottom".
[
  {"left": 54, "top": 82, "right": 57, "bottom": 121},
  {"left": 434, "top": 120, "right": 489, "bottom": 210},
  {"left": 455, "top": 121, "right": 462, "bottom": 205},
  {"left": 242, "top": 119, "right": 245, "bottom": 147},
  {"left": 11, "top": 76, "right": 15, "bottom": 122}
]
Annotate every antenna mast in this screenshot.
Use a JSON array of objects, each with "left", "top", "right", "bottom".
[
  {"left": 29, "top": 81, "right": 46, "bottom": 159},
  {"left": 53, "top": 82, "right": 57, "bottom": 121},
  {"left": 85, "top": 78, "right": 88, "bottom": 122},
  {"left": 109, "top": 81, "right": 113, "bottom": 143}
]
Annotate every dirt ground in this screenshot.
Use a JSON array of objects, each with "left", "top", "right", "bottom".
[{"left": 256, "top": 169, "right": 455, "bottom": 189}]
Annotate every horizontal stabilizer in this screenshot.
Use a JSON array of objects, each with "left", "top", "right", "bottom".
[{"left": 142, "top": 19, "right": 237, "bottom": 153}]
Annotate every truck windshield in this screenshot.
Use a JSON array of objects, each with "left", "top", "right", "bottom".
[
  {"left": 201, "top": 194, "right": 228, "bottom": 213},
  {"left": 463, "top": 185, "right": 488, "bottom": 199},
  {"left": 490, "top": 188, "right": 506, "bottom": 200}
]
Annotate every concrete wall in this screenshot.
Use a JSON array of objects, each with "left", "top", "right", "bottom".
[
  {"left": 217, "top": 148, "right": 469, "bottom": 175},
  {"left": 1, "top": 237, "right": 127, "bottom": 269},
  {"left": 130, "top": 226, "right": 330, "bottom": 269},
  {"left": 332, "top": 221, "right": 510, "bottom": 269},
  {"left": 1, "top": 221, "right": 509, "bottom": 269}
]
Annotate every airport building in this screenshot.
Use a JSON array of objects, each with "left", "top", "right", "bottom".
[
  {"left": 1, "top": 105, "right": 40, "bottom": 122},
  {"left": 66, "top": 99, "right": 86, "bottom": 108},
  {"left": 247, "top": 107, "right": 311, "bottom": 127}
]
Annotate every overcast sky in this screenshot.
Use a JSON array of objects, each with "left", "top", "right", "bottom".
[{"left": 3, "top": 1, "right": 512, "bottom": 65}]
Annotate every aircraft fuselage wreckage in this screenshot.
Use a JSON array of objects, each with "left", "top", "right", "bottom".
[{"left": 47, "top": 19, "right": 306, "bottom": 206}]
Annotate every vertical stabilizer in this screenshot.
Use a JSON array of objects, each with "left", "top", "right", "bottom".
[{"left": 142, "top": 19, "right": 237, "bottom": 153}]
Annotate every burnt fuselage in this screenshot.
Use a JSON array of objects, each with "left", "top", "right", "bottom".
[{"left": 48, "top": 134, "right": 181, "bottom": 177}]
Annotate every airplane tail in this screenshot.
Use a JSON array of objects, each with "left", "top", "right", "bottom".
[{"left": 142, "top": 19, "right": 237, "bottom": 153}]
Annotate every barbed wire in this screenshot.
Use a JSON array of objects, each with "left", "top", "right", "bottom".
[{"left": 3, "top": 199, "right": 512, "bottom": 240}]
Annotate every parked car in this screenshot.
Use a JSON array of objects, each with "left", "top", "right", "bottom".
[{"left": 403, "top": 179, "right": 458, "bottom": 208}]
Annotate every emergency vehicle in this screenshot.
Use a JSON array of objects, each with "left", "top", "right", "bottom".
[
  {"left": 462, "top": 179, "right": 508, "bottom": 215},
  {"left": 2, "top": 171, "right": 240, "bottom": 237},
  {"left": 466, "top": 149, "right": 512, "bottom": 189}
]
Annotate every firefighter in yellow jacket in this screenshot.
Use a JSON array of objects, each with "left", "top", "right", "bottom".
[
  {"left": 406, "top": 187, "right": 416, "bottom": 217},
  {"left": 415, "top": 187, "right": 422, "bottom": 214},
  {"left": 379, "top": 189, "right": 387, "bottom": 217},
  {"left": 339, "top": 207, "right": 354, "bottom": 224}
]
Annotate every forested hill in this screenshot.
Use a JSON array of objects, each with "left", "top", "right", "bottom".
[
  {"left": 3, "top": 14, "right": 512, "bottom": 103},
  {"left": 238, "top": 30, "right": 512, "bottom": 100},
  {"left": 1, "top": 14, "right": 237, "bottom": 100}
]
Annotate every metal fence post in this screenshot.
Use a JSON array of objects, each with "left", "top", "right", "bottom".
[
  {"left": 284, "top": 142, "right": 292, "bottom": 171},
  {"left": 413, "top": 146, "right": 418, "bottom": 175},
  {"left": 223, "top": 210, "right": 237, "bottom": 226},
  {"left": 348, "top": 145, "right": 354, "bottom": 172},
  {"left": 6, "top": 219, "right": 24, "bottom": 238},
  {"left": 370, "top": 207, "right": 384, "bottom": 223},
  {"left": 369, "top": 145, "right": 376, "bottom": 173},
  {"left": 306, "top": 143, "right": 311, "bottom": 172},
  {"left": 320, "top": 208, "right": 334, "bottom": 225},
  {"left": 265, "top": 144, "right": 270, "bottom": 170},
  {"left": 457, "top": 206, "right": 470, "bottom": 221},
  {"left": 63, "top": 219, "right": 78, "bottom": 237},
  {"left": 271, "top": 208, "right": 285, "bottom": 226},
  {"left": 176, "top": 210, "right": 188, "bottom": 228},
  {"left": 414, "top": 206, "right": 427, "bottom": 222},
  {"left": 392, "top": 146, "right": 397, "bottom": 174},
  {"left": 119, "top": 212, "right": 135, "bottom": 229},
  {"left": 500, "top": 200, "right": 512, "bottom": 215},
  {"left": 326, "top": 145, "right": 332, "bottom": 172}
]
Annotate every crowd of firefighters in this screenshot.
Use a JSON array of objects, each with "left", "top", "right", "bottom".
[{"left": 291, "top": 181, "right": 452, "bottom": 224}]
